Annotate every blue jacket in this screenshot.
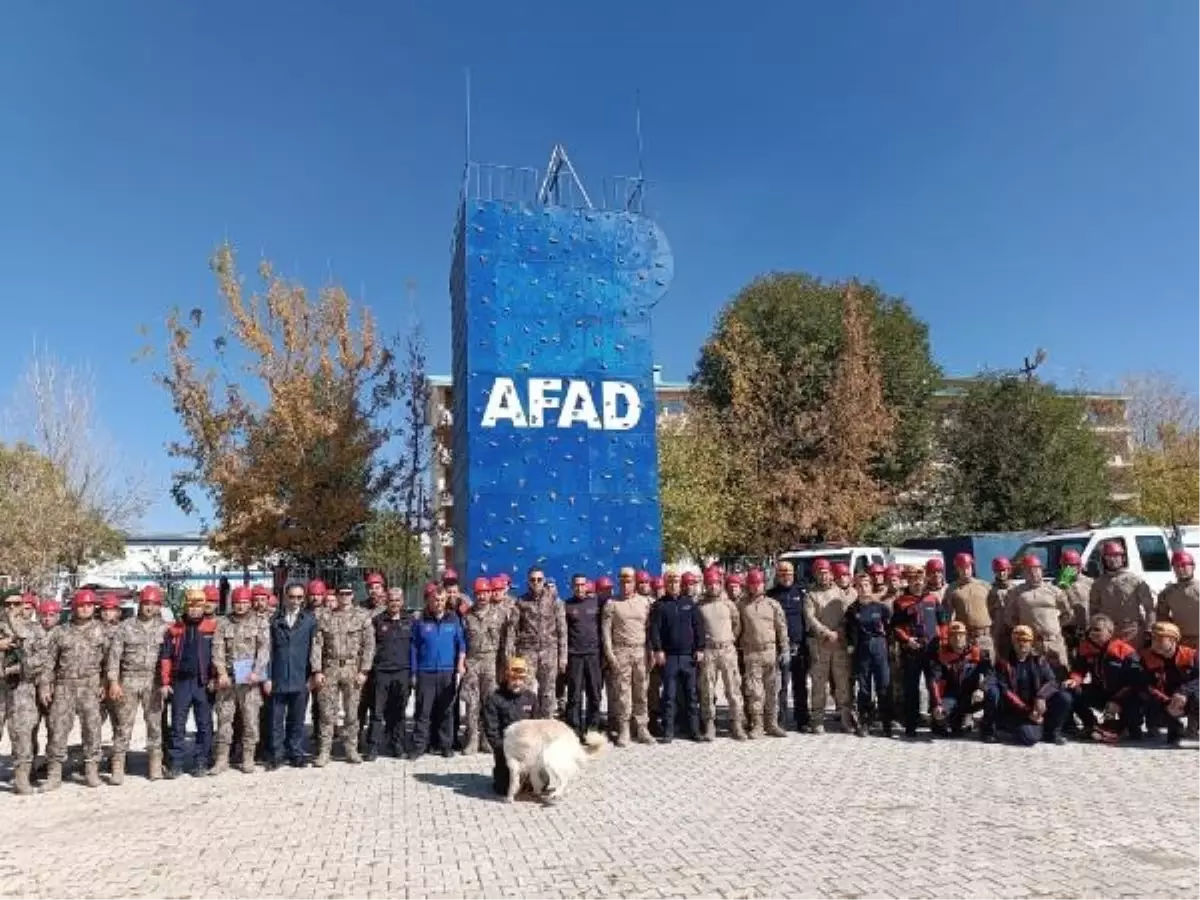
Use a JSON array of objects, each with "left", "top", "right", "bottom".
[
  {"left": 268, "top": 609, "right": 318, "bottom": 693},
  {"left": 411, "top": 612, "right": 466, "bottom": 673},
  {"left": 649, "top": 594, "right": 706, "bottom": 656}
]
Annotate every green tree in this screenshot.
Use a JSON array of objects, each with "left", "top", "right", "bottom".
[
  {"left": 0, "top": 442, "right": 74, "bottom": 586},
  {"left": 657, "top": 407, "right": 734, "bottom": 563},
  {"left": 358, "top": 509, "right": 430, "bottom": 586},
  {"left": 940, "top": 371, "right": 1113, "bottom": 531},
  {"left": 693, "top": 273, "right": 940, "bottom": 493}
]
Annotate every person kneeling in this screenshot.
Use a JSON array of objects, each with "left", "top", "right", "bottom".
[
  {"left": 929, "top": 622, "right": 991, "bottom": 737},
  {"left": 1141, "top": 621, "right": 1198, "bottom": 744},
  {"left": 483, "top": 657, "right": 538, "bottom": 797},
  {"left": 981, "top": 625, "right": 1071, "bottom": 746}
]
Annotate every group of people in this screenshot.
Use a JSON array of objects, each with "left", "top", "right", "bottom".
[{"left": 1, "top": 541, "right": 1196, "bottom": 798}]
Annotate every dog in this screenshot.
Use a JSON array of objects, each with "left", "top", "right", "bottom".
[{"left": 502, "top": 719, "right": 607, "bottom": 804}]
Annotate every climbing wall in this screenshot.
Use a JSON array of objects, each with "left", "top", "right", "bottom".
[{"left": 449, "top": 199, "right": 674, "bottom": 592}]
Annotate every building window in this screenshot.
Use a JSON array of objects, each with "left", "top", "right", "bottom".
[{"left": 169, "top": 549, "right": 181, "bottom": 563}]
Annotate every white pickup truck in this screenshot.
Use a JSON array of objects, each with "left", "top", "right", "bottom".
[
  {"left": 776, "top": 545, "right": 943, "bottom": 583},
  {"left": 1010, "top": 525, "right": 1176, "bottom": 595}
]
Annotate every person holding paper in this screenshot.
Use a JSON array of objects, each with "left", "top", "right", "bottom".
[{"left": 210, "top": 587, "right": 270, "bottom": 775}]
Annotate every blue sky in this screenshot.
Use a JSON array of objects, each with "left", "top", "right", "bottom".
[{"left": 1, "top": 0, "right": 1196, "bottom": 532}]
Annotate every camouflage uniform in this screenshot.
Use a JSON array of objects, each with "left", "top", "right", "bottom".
[
  {"left": 1156, "top": 578, "right": 1199, "bottom": 647},
  {"left": 2, "top": 614, "right": 43, "bottom": 791},
  {"left": 39, "top": 618, "right": 107, "bottom": 787},
  {"left": 698, "top": 591, "right": 743, "bottom": 739},
  {"left": 211, "top": 611, "right": 270, "bottom": 772},
  {"left": 987, "top": 581, "right": 1014, "bottom": 658},
  {"left": 511, "top": 590, "right": 567, "bottom": 718},
  {"left": 1007, "top": 582, "right": 1072, "bottom": 670},
  {"left": 944, "top": 577, "right": 994, "bottom": 658},
  {"left": 601, "top": 593, "right": 653, "bottom": 744},
  {"left": 311, "top": 603, "right": 375, "bottom": 764},
  {"left": 107, "top": 615, "right": 169, "bottom": 761},
  {"left": 806, "top": 586, "right": 853, "bottom": 729},
  {"left": 737, "top": 593, "right": 788, "bottom": 736},
  {"left": 1063, "top": 573, "right": 1094, "bottom": 649},
  {"left": 494, "top": 592, "right": 517, "bottom": 681},
  {"left": 99, "top": 619, "right": 121, "bottom": 734},
  {"left": 461, "top": 603, "right": 504, "bottom": 753},
  {"left": 1090, "top": 570, "right": 1155, "bottom": 644}
]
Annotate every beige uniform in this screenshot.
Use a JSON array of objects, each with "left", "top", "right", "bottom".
[
  {"left": 805, "top": 586, "right": 852, "bottom": 722},
  {"left": 988, "top": 582, "right": 1013, "bottom": 657},
  {"left": 1090, "top": 570, "right": 1155, "bottom": 643},
  {"left": 1007, "top": 582, "right": 1072, "bottom": 667},
  {"left": 1156, "top": 579, "right": 1199, "bottom": 646},
  {"left": 697, "top": 592, "right": 742, "bottom": 729},
  {"left": 106, "top": 615, "right": 169, "bottom": 755},
  {"left": 944, "top": 577, "right": 994, "bottom": 656},
  {"left": 601, "top": 594, "right": 652, "bottom": 731},
  {"left": 1063, "top": 573, "right": 1094, "bottom": 637},
  {"left": 738, "top": 593, "right": 788, "bottom": 732}
]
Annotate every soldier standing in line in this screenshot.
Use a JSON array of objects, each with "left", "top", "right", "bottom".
[
  {"left": 988, "top": 557, "right": 1015, "bottom": 659},
  {"left": 806, "top": 560, "right": 854, "bottom": 733},
  {"left": 310, "top": 583, "right": 375, "bottom": 766},
  {"left": 512, "top": 566, "right": 567, "bottom": 719},
  {"left": 1156, "top": 551, "right": 1198, "bottom": 651},
  {"left": 304, "top": 579, "right": 328, "bottom": 739},
  {"left": 461, "top": 577, "right": 504, "bottom": 753},
  {"left": 925, "top": 558, "right": 948, "bottom": 609},
  {"left": 2, "top": 592, "right": 45, "bottom": 794},
  {"left": 563, "top": 573, "right": 605, "bottom": 740},
  {"left": 210, "top": 586, "right": 271, "bottom": 775},
  {"left": 492, "top": 575, "right": 516, "bottom": 683},
  {"left": 697, "top": 567, "right": 743, "bottom": 741},
  {"left": 30, "top": 598, "right": 60, "bottom": 779},
  {"left": 106, "top": 585, "right": 169, "bottom": 784},
  {"left": 601, "top": 567, "right": 654, "bottom": 747},
  {"left": 365, "top": 587, "right": 413, "bottom": 760},
  {"left": 737, "top": 569, "right": 788, "bottom": 738},
  {"left": 1057, "top": 549, "right": 1092, "bottom": 654},
  {"left": 97, "top": 593, "right": 122, "bottom": 761},
  {"left": 248, "top": 584, "right": 273, "bottom": 762},
  {"left": 1006, "top": 556, "right": 1072, "bottom": 675},
  {"left": 1089, "top": 541, "right": 1156, "bottom": 645},
  {"left": 39, "top": 589, "right": 108, "bottom": 790},
  {"left": 768, "top": 560, "right": 809, "bottom": 732},
  {"left": 943, "top": 553, "right": 995, "bottom": 659}
]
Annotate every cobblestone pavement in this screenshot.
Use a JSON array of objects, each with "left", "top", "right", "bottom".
[{"left": 1, "top": 723, "right": 1196, "bottom": 900}]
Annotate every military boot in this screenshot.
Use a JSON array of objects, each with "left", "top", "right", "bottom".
[
  {"left": 747, "top": 716, "right": 763, "bottom": 739},
  {"left": 109, "top": 752, "right": 126, "bottom": 786},
  {"left": 766, "top": 716, "right": 788, "bottom": 738},
  {"left": 345, "top": 744, "right": 363, "bottom": 765},
  {"left": 615, "top": 724, "right": 630, "bottom": 747},
  {"left": 148, "top": 750, "right": 163, "bottom": 782},
  {"left": 313, "top": 745, "right": 331, "bottom": 768},
  {"left": 701, "top": 720, "right": 716, "bottom": 742},
  {"left": 13, "top": 763, "right": 33, "bottom": 796},
  {"left": 634, "top": 722, "right": 654, "bottom": 744},
  {"left": 730, "top": 720, "right": 747, "bottom": 741},
  {"left": 810, "top": 722, "right": 826, "bottom": 735},
  {"left": 84, "top": 762, "right": 101, "bottom": 788},
  {"left": 41, "top": 762, "right": 62, "bottom": 792},
  {"left": 208, "top": 744, "right": 230, "bottom": 776},
  {"left": 240, "top": 742, "right": 256, "bottom": 774},
  {"left": 840, "top": 708, "right": 856, "bottom": 732},
  {"left": 478, "top": 736, "right": 492, "bottom": 754},
  {"left": 462, "top": 728, "right": 479, "bottom": 756}
]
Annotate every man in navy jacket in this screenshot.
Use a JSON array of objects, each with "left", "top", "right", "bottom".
[
  {"left": 409, "top": 584, "right": 466, "bottom": 759},
  {"left": 265, "top": 583, "right": 318, "bottom": 769}
]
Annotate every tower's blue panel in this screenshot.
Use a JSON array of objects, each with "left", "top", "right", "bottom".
[{"left": 449, "top": 200, "right": 673, "bottom": 592}]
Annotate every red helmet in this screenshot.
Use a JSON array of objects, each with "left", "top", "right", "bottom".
[
  {"left": 20, "top": 592, "right": 38, "bottom": 607},
  {"left": 596, "top": 575, "right": 614, "bottom": 591},
  {"left": 746, "top": 569, "right": 765, "bottom": 586},
  {"left": 139, "top": 585, "right": 164, "bottom": 605},
  {"left": 251, "top": 584, "right": 270, "bottom": 599},
  {"left": 1022, "top": 554, "right": 1043, "bottom": 570},
  {"left": 702, "top": 568, "right": 721, "bottom": 586},
  {"left": 725, "top": 572, "right": 744, "bottom": 587},
  {"left": 867, "top": 563, "right": 886, "bottom": 576},
  {"left": 584, "top": 579, "right": 596, "bottom": 594},
  {"left": 423, "top": 582, "right": 440, "bottom": 599},
  {"left": 991, "top": 557, "right": 1012, "bottom": 573},
  {"left": 883, "top": 564, "right": 901, "bottom": 578},
  {"left": 38, "top": 599, "right": 60, "bottom": 616},
  {"left": 680, "top": 572, "right": 698, "bottom": 587},
  {"left": 472, "top": 576, "right": 490, "bottom": 594},
  {"left": 1061, "top": 549, "right": 1082, "bottom": 567},
  {"left": 635, "top": 570, "right": 651, "bottom": 585},
  {"left": 99, "top": 593, "right": 121, "bottom": 610},
  {"left": 812, "top": 558, "right": 832, "bottom": 573},
  {"left": 489, "top": 576, "right": 507, "bottom": 591},
  {"left": 925, "top": 558, "right": 945, "bottom": 573},
  {"left": 72, "top": 589, "right": 97, "bottom": 609},
  {"left": 442, "top": 568, "right": 459, "bottom": 586},
  {"left": 1171, "top": 550, "right": 1194, "bottom": 568},
  {"left": 830, "top": 562, "right": 850, "bottom": 577},
  {"left": 953, "top": 552, "right": 974, "bottom": 570},
  {"left": 267, "top": 595, "right": 279, "bottom": 608},
  {"left": 306, "top": 580, "right": 327, "bottom": 597},
  {"left": 203, "top": 585, "right": 220, "bottom": 602},
  {"left": 365, "top": 572, "right": 385, "bottom": 586},
  {"left": 231, "top": 586, "right": 253, "bottom": 604},
  {"left": 1101, "top": 541, "right": 1124, "bottom": 558}
]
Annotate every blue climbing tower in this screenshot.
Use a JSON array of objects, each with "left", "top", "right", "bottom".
[{"left": 448, "top": 148, "right": 674, "bottom": 591}]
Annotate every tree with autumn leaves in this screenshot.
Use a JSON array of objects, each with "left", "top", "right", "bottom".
[{"left": 154, "top": 244, "right": 429, "bottom": 570}]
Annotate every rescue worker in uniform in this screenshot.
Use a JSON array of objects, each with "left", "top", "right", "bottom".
[
  {"left": 928, "top": 621, "right": 990, "bottom": 737},
  {"left": 97, "top": 593, "right": 122, "bottom": 757},
  {"left": 365, "top": 586, "right": 413, "bottom": 759},
  {"left": 697, "top": 566, "right": 743, "bottom": 741},
  {"left": 1062, "top": 613, "right": 1143, "bottom": 742},
  {"left": 304, "top": 579, "right": 328, "bottom": 737},
  {"left": 868, "top": 563, "right": 888, "bottom": 599},
  {"left": 1156, "top": 550, "right": 1199, "bottom": 649},
  {"left": 891, "top": 566, "right": 944, "bottom": 736},
  {"left": 310, "top": 583, "right": 375, "bottom": 766},
  {"left": 987, "top": 557, "right": 1015, "bottom": 659},
  {"left": 563, "top": 573, "right": 604, "bottom": 740},
  {"left": 409, "top": 584, "right": 466, "bottom": 759},
  {"left": 482, "top": 657, "right": 538, "bottom": 797},
  {"left": 768, "top": 560, "right": 809, "bottom": 732},
  {"left": 39, "top": 589, "right": 108, "bottom": 790},
  {"left": 106, "top": 584, "right": 169, "bottom": 783},
  {"left": 925, "top": 558, "right": 948, "bottom": 609},
  {"left": 30, "top": 599, "right": 60, "bottom": 779},
  {"left": 1057, "top": 549, "right": 1092, "bottom": 653},
  {"left": 943, "top": 552, "right": 994, "bottom": 658},
  {"left": 602, "top": 567, "right": 654, "bottom": 747},
  {"left": 1089, "top": 541, "right": 1155, "bottom": 644},
  {"left": 210, "top": 585, "right": 271, "bottom": 775},
  {"left": 806, "top": 559, "right": 854, "bottom": 733},
  {"left": 649, "top": 572, "right": 706, "bottom": 743},
  {"left": 249, "top": 585, "right": 273, "bottom": 761},
  {"left": 1139, "top": 621, "right": 1198, "bottom": 743},
  {"left": 461, "top": 576, "right": 504, "bottom": 753},
  {"left": 982, "top": 625, "right": 1072, "bottom": 746},
  {"left": 845, "top": 581, "right": 892, "bottom": 737},
  {"left": 512, "top": 566, "right": 567, "bottom": 719},
  {"left": 1006, "top": 555, "right": 1072, "bottom": 674},
  {"left": 737, "top": 570, "right": 788, "bottom": 738},
  {"left": 2, "top": 592, "right": 45, "bottom": 794}
]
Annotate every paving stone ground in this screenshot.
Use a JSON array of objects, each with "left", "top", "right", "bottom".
[{"left": 2, "top": 718, "right": 1197, "bottom": 899}]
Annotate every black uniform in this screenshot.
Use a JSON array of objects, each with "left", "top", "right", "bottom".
[
  {"left": 564, "top": 593, "right": 604, "bottom": 736},
  {"left": 482, "top": 685, "right": 538, "bottom": 795},
  {"left": 649, "top": 593, "right": 706, "bottom": 741},
  {"left": 768, "top": 581, "right": 810, "bottom": 730},
  {"left": 367, "top": 611, "right": 413, "bottom": 757}
]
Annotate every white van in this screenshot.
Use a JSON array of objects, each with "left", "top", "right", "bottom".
[
  {"left": 1010, "top": 526, "right": 1175, "bottom": 595},
  {"left": 776, "top": 545, "right": 942, "bottom": 583}
]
